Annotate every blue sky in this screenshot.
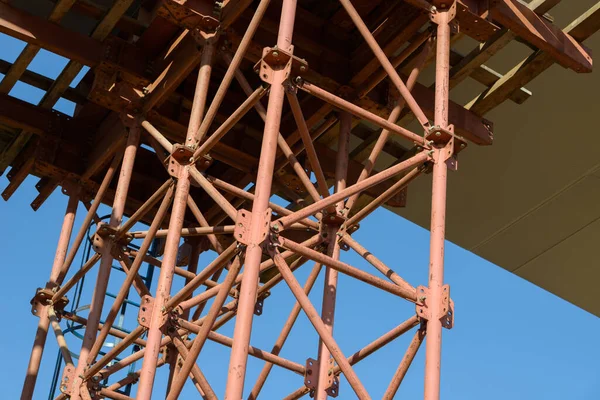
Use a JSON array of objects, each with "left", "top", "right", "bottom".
[{"left": 1, "top": 33, "right": 599, "bottom": 399}]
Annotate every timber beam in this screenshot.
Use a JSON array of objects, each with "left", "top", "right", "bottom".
[{"left": 0, "top": 2, "right": 151, "bottom": 86}]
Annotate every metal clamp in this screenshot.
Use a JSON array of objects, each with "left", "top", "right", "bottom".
[
  {"left": 137, "top": 295, "right": 168, "bottom": 329},
  {"left": 234, "top": 208, "right": 272, "bottom": 246},
  {"left": 416, "top": 285, "right": 454, "bottom": 329},
  {"left": 254, "top": 46, "right": 308, "bottom": 85},
  {"left": 304, "top": 357, "right": 340, "bottom": 397}
]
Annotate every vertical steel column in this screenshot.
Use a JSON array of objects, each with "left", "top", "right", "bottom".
[
  {"left": 424, "top": 7, "right": 452, "bottom": 400},
  {"left": 224, "top": 1, "right": 297, "bottom": 398},
  {"left": 69, "top": 124, "right": 140, "bottom": 400},
  {"left": 21, "top": 191, "right": 78, "bottom": 400},
  {"left": 315, "top": 112, "right": 350, "bottom": 399},
  {"left": 136, "top": 37, "right": 216, "bottom": 399}
]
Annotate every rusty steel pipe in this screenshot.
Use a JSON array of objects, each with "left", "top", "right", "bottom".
[
  {"left": 84, "top": 325, "right": 146, "bottom": 380},
  {"left": 193, "top": 85, "right": 268, "bottom": 159},
  {"left": 117, "top": 179, "right": 174, "bottom": 237},
  {"left": 346, "top": 166, "right": 423, "bottom": 227},
  {"left": 357, "top": 29, "right": 433, "bottom": 99},
  {"left": 136, "top": 167, "right": 191, "bottom": 400},
  {"left": 21, "top": 191, "right": 78, "bottom": 400},
  {"left": 249, "top": 262, "right": 322, "bottom": 399},
  {"left": 169, "top": 334, "right": 218, "bottom": 399},
  {"left": 141, "top": 120, "right": 174, "bottom": 153},
  {"left": 224, "top": 1, "right": 298, "bottom": 396},
  {"left": 167, "top": 257, "right": 243, "bottom": 399},
  {"left": 188, "top": 166, "right": 238, "bottom": 220},
  {"left": 287, "top": 91, "right": 331, "bottom": 199},
  {"left": 208, "top": 175, "right": 319, "bottom": 229},
  {"left": 130, "top": 225, "right": 235, "bottom": 239},
  {"left": 56, "top": 153, "right": 122, "bottom": 284},
  {"left": 280, "top": 237, "right": 416, "bottom": 301},
  {"left": 187, "top": 196, "right": 226, "bottom": 252},
  {"left": 274, "top": 151, "right": 429, "bottom": 230},
  {"left": 70, "top": 125, "right": 140, "bottom": 400},
  {"left": 165, "top": 242, "right": 238, "bottom": 310},
  {"left": 273, "top": 253, "right": 370, "bottom": 399},
  {"left": 383, "top": 328, "right": 426, "bottom": 400},
  {"left": 342, "top": 234, "right": 416, "bottom": 296},
  {"left": 424, "top": 11, "right": 452, "bottom": 400},
  {"left": 337, "top": 0, "right": 430, "bottom": 128},
  {"left": 333, "top": 315, "right": 419, "bottom": 374},
  {"left": 195, "top": 0, "right": 272, "bottom": 143},
  {"left": 48, "top": 308, "right": 73, "bottom": 365},
  {"left": 186, "top": 35, "right": 217, "bottom": 145},
  {"left": 299, "top": 81, "right": 425, "bottom": 145},
  {"left": 88, "top": 185, "right": 174, "bottom": 362},
  {"left": 315, "top": 110, "right": 350, "bottom": 400},
  {"left": 61, "top": 313, "right": 147, "bottom": 347},
  {"left": 346, "top": 40, "right": 431, "bottom": 212}
]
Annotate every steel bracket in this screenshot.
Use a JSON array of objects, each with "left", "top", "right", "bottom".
[
  {"left": 430, "top": 1, "right": 457, "bottom": 24},
  {"left": 157, "top": 0, "right": 220, "bottom": 32},
  {"left": 138, "top": 295, "right": 168, "bottom": 329},
  {"left": 234, "top": 208, "right": 272, "bottom": 246},
  {"left": 304, "top": 357, "right": 339, "bottom": 397},
  {"left": 254, "top": 290, "right": 271, "bottom": 316},
  {"left": 30, "top": 286, "right": 68, "bottom": 316},
  {"left": 59, "top": 364, "right": 76, "bottom": 395},
  {"left": 254, "top": 46, "right": 308, "bottom": 84},
  {"left": 416, "top": 285, "right": 454, "bottom": 329}
]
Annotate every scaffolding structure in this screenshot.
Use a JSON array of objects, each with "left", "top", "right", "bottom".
[{"left": 1, "top": 0, "right": 598, "bottom": 399}]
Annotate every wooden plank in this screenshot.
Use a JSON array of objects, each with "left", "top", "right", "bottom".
[
  {"left": 490, "top": 0, "right": 592, "bottom": 72},
  {"left": 527, "top": 0, "right": 562, "bottom": 15},
  {"left": 0, "top": 0, "right": 76, "bottom": 94},
  {"left": 467, "top": 3, "right": 600, "bottom": 116}
]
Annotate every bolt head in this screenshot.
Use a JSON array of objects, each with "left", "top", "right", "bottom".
[
  {"left": 299, "top": 65, "right": 306, "bottom": 72},
  {"left": 272, "top": 51, "right": 279, "bottom": 57},
  {"left": 435, "top": 132, "right": 442, "bottom": 137}
]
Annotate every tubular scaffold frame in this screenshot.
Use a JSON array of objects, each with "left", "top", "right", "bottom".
[{"left": 15, "top": 0, "right": 594, "bottom": 399}]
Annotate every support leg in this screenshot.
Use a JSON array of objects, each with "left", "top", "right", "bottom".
[
  {"left": 20, "top": 191, "right": 78, "bottom": 400},
  {"left": 315, "top": 111, "right": 350, "bottom": 400},
  {"left": 70, "top": 123, "right": 140, "bottom": 400},
  {"left": 224, "top": 1, "right": 298, "bottom": 397},
  {"left": 424, "top": 8, "right": 453, "bottom": 400}
]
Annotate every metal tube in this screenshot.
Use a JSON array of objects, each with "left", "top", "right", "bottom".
[
  {"left": 342, "top": 234, "right": 415, "bottom": 296},
  {"left": 70, "top": 124, "right": 140, "bottom": 400},
  {"left": 117, "top": 179, "right": 173, "bottom": 236},
  {"left": 280, "top": 237, "right": 416, "bottom": 300},
  {"left": 21, "top": 191, "right": 78, "bottom": 400},
  {"left": 333, "top": 316, "right": 419, "bottom": 374},
  {"left": 225, "top": 1, "right": 298, "bottom": 397},
  {"left": 136, "top": 167, "right": 191, "bottom": 400},
  {"left": 272, "top": 253, "right": 370, "bottom": 399},
  {"left": 187, "top": 35, "right": 217, "bottom": 146},
  {"left": 166, "top": 242, "right": 238, "bottom": 309},
  {"left": 48, "top": 307, "right": 74, "bottom": 366},
  {"left": 287, "top": 91, "right": 331, "bottom": 199},
  {"left": 274, "top": 152, "right": 429, "bottom": 230},
  {"left": 345, "top": 40, "right": 431, "bottom": 212},
  {"left": 337, "top": 0, "right": 430, "bottom": 128},
  {"left": 167, "top": 257, "right": 242, "bottom": 399},
  {"left": 169, "top": 333, "right": 218, "bottom": 399},
  {"left": 424, "top": 11, "right": 452, "bottom": 400},
  {"left": 141, "top": 120, "right": 174, "bottom": 153},
  {"left": 193, "top": 86, "right": 268, "bottom": 159},
  {"left": 315, "top": 111, "right": 350, "bottom": 400},
  {"left": 208, "top": 175, "right": 319, "bottom": 229},
  {"left": 346, "top": 166, "right": 423, "bottom": 227},
  {"left": 88, "top": 185, "right": 175, "bottom": 362},
  {"left": 187, "top": 196, "right": 226, "bottom": 252},
  {"left": 195, "top": 0, "right": 272, "bottom": 143},
  {"left": 383, "top": 328, "right": 425, "bottom": 400},
  {"left": 137, "top": 38, "right": 218, "bottom": 394},
  {"left": 56, "top": 153, "right": 122, "bottom": 284},
  {"left": 188, "top": 167, "right": 238, "bottom": 220},
  {"left": 52, "top": 253, "right": 101, "bottom": 303},
  {"left": 248, "top": 262, "right": 322, "bottom": 399},
  {"left": 131, "top": 225, "right": 235, "bottom": 238},
  {"left": 299, "top": 81, "right": 425, "bottom": 145}
]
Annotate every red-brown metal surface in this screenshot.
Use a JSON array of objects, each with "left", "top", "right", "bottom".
[{"left": 2, "top": 0, "right": 595, "bottom": 399}]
